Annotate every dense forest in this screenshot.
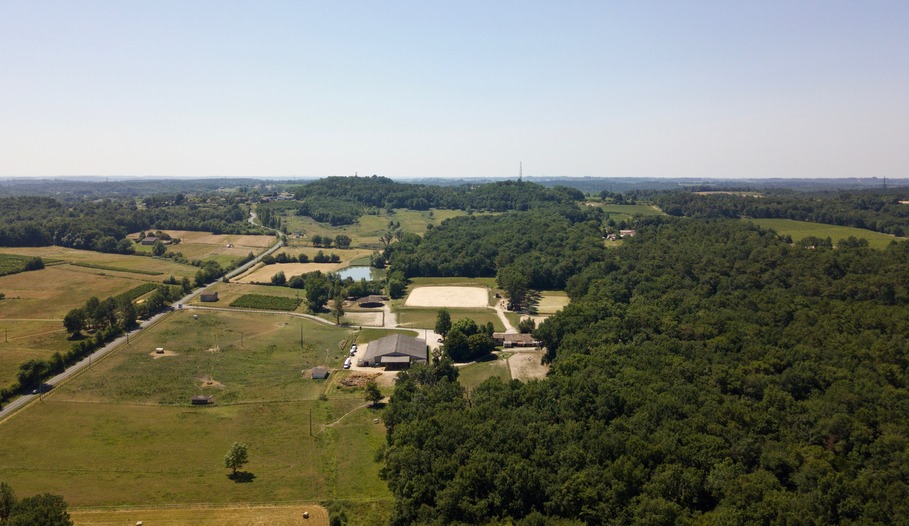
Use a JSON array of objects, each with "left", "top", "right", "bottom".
[
  {"left": 0, "top": 194, "right": 262, "bottom": 250},
  {"left": 386, "top": 204, "right": 606, "bottom": 292},
  {"left": 654, "top": 191, "right": 909, "bottom": 236},
  {"left": 382, "top": 218, "right": 909, "bottom": 525},
  {"left": 281, "top": 176, "right": 584, "bottom": 225}
]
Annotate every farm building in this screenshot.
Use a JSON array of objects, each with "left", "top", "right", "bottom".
[
  {"left": 191, "top": 395, "right": 214, "bottom": 405},
  {"left": 311, "top": 367, "right": 329, "bottom": 379},
  {"left": 492, "top": 333, "right": 541, "bottom": 348},
  {"left": 140, "top": 236, "right": 158, "bottom": 246},
  {"left": 358, "top": 334, "right": 427, "bottom": 369},
  {"left": 357, "top": 295, "right": 388, "bottom": 307},
  {"left": 200, "top": 292, "right": 219, "bottom": 302},
  {"left": 619, "top": 229, "right": 637, "bottom": 238}
]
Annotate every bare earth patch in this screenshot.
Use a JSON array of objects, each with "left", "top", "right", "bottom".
[
  {"left": 149, "top": 349, "right": 178, "bottom": 359},
  {"left": 405, "top": 286, "right": 488, "bottom": 308},
  {"left": 507, "top": 350, "right": 549, "bottom": 381},
  {"left": 343, "top": 311, "right": 383, "bottom": 327},
  {"left": 195, "top": 374, "right": 225, "bottom": 388},
  {"left": 339, "top": 372, "right": 382, "bottom": 387}
]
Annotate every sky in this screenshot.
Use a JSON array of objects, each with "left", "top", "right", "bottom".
[{"left": 1, "top": 1, "right": 908, "bottom": 180}]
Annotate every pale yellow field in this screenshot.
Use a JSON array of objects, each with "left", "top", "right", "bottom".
[
  {"left": 149, "top": 230, "right": 276, "bottom": 248},
  {"left": 536, "top": 292, "right": 570, "bottom": 314},
  {"left": 405, "top": 286, "right": 489, "bottom": 308},
  {"left": 236, "top": 263, "right": 343, "bottom": 283},
  {"left": 0, "top": 266, "right": 142, "bottom": 318},
  {"left": 71, "top": 504, "right": 328, "bottom": 526}
]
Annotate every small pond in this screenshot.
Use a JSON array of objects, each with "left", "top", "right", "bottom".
[{"left": 336, "top": 266, "right": 385, "bottom": 281}]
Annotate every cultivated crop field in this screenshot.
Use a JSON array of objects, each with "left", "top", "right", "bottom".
[
  {"left": 0, "top": 310, "right": 393, "bottom": 519},
  {"left": 0, "top": 246, "right": 200, "bottom": 279},
  {"left": 747, "top": 218, "right": 903, "bottom": 250},
  {"left": 229, "top": 294, "right": 302, "bottom": 311}
]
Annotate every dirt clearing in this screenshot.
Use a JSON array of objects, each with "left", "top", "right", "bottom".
[
  {"left": 405, "top": 286, "right": 488, "bottom": 308},
  {"left": 507, "top": 350, "right": 549, "bottom": 381}
]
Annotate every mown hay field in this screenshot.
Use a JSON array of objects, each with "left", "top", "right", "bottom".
[{"left": 747, "top": 218, "right": 904, "bottom": 250}]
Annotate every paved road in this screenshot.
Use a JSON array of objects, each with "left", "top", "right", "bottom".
[{"left": 0, "top": 220, "right": 285, "bottom": 422}]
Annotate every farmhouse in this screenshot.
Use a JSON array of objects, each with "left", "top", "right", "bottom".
[
  {"left": 200, "top": 292, "right": 219, "bottom": 302},
  {"left": 492, "top": 333, "right": 541, "bottom": 348},
  {"left": 311, "top": 366, "right": 329, "bottom": 379},
  {"left": 619, "top": 229, "right": 637, "bottom": 238},
  {"left": 358, "top": 334, "right": 427, "bottom": 369}
]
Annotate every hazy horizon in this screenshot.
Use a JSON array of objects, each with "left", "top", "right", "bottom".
[{"left": 2, "top": 2, "right": 907, "bottom": 180}]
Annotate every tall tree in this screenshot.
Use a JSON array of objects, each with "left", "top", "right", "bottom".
[
  {"left": 435, "top": 309, "right": 452, "bottom": 338},
  {"left": 0, "top": 482, "right": 15, "bottom": 521},
  {"left": 331, "top": 296, "right": 345, "bottom": 324},
  {"left": 8, "top": 493, "right": 72, "bottom": 526},
  {"left": 365, "top": 381, "right": 383, "bottom": 407},
  {"left": 224, "top": 442, "right": 249, "bottom": 476}
]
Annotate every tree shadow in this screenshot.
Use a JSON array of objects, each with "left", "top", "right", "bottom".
[
  {"left": 228, "top": 471, "right": 256, "bottom": 483},
  {"left": 67, "top": 333, "right": 86, "bottom": 341},
  {"left": 368, "top": 401, "right": 386, "bottom": 409}
]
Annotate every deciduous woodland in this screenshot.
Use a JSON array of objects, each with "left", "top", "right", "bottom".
[{"left": 382, "top": 218, "right": 909, "bottom": 525}]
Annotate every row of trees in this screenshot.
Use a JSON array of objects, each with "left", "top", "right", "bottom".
[
  {"left": 434, "top": 311, "right": 496, "bottom": 362},
  {"left": 0, "top": 194, "right": 263, "bottom": 251},
  {"left": 381, "top": 217, "right": 909, "bottom": 524},
  {"left": 0, "top": 482, "right": 72, "bottom": 526},
  {"left": 654, "top": 190, "right": 909, "bottom": 236}
]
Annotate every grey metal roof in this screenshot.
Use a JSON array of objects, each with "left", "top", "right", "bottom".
[{"left": 362, "top": 334, "right": 427, "bottom": 363}]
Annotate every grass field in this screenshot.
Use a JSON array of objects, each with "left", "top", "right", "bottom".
[
  {"left": 0, "top": 310, "right": 394, "bottom": 519},
  {"left": 584, "top": 203, "right": 665, "bottom": 223},
  {"left": 0, "top": 247, "right": 200, "bottom": 280},
  {"left": 70, "top": 504, "right": 328, "bottom": 526},
  {"left": 457, "top": 356, "right": 511, "bottom": 393},
  {"left": 0, "top": 320, "right": 72, "bottom": 384},
  {"left": 281, "top": 209, "right": 470, "bottom": 250},
  {"left": 747, "top": 218, "right": 903, "bottom": 250},
  {"left": 535, "top": 291, "right": 570, "bottom": 314},
  {"left": 395, "top": 308, "right": 505, "bottom": 332}
]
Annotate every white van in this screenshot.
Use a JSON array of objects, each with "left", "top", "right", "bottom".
[{"left": 343, "top": 357, "right": 352, "bottom": 369}]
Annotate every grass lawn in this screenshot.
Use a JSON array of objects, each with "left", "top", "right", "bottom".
[
  {"left": 535, "top": 290, "right": 570, "bottom": 315},
  {"left": 0, "top": 310, "right": 394, "bottom": 511},
  {"left": 747, "top": 218, "right": 903, "bottom": 250},
  {"left": 395, "top": 308, "right": 504, "bottom": 332},
  {"left": 457, "top": 356, "right": 512, "bottom": 393},
  {"left": 407, "top": 276, "right": 498, "bottom": 289},
  {"left": 598, "top": 204, "right": 665, "bottom": 216}
]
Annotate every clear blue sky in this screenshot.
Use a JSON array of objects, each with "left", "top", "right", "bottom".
[{"left": 2, "top": 1, "right": 907, "bottom": 179}]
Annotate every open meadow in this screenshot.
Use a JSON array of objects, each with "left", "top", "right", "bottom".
[
  {"left": 747, "top": 218, "right": 904, "bottom": 250},
  {"left": 131, "top": 230, "right": 276, "bottom": 268},
  {"left": 0, "top": 310, "right": 394, "bottom": 523},
  {"left": 281, "top": 208, "right": 470, "bottom": 249}
]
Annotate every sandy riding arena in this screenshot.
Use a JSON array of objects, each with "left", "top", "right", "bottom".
[{"left": 405, "top": 286, "right": 488, "bottom": 308}]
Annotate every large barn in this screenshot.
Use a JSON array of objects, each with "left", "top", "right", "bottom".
[{"left": 358, "top": 334, "right": 427, "bottom": 369}]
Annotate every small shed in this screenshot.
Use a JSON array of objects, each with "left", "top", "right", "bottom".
[
  {"left": 200, "top": 292, "right": 219, "bottom": 302},
  {"left": 191, "top": 395, "right": 214, "bottom": 405},
  {"left": 311, "top": 366, "right": 329, "bottom": 379}
]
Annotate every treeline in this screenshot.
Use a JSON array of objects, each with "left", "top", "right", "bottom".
[
  {"left": 0, "top": 194, "right": 262, "bottom": 250},
  {"left": 3, "top": 283, "right": 186, "bottom": 406},
  {"left": 654, "top": 190, "right": 909, "bottom": 236},
  {"left": 386, "top": 205, "right": 607, "bottom": 291},
  {"left": 280, "top": 176, "right": 584, "bottom": 226},
  {"left": 381, "top": 218, "right": 909, "bottom": 524}
]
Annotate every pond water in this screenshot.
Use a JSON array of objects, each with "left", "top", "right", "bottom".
[{"left": 336, "top": 266, "right": 385, "bottom": 281}]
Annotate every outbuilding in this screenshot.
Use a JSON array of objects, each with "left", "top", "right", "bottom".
[
  {"left": 200, "top": 292, "right": 219, "bottom": 302},
  {"left": 358, "top": 334, "right": 427, "bottom": 369},
  {"left": 191, "top": 395, "right": 214, "bottom": 405},
  {"left": 311, "top": 366, "right": 329, "bottom": 379}
]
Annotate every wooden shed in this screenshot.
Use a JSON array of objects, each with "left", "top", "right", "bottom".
[{"left": 191, "top": 395, "right": 214, "bottom": 405}]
